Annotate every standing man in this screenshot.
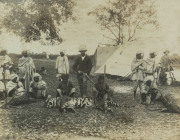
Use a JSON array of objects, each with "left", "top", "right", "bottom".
[
  {"left": 160, "top": 50, "right": 171, "bottom": 72},
  {"left": 73, "top": 45, "right": 92, "bottom": 98},
  {"left": 159, "top": 50, "right": 172, "bottom": 85},
  {"left": 143, "top": 52, "right": 160, "bottom": 104},
  {"left": 131, "top": 52, "right": 146, "bottom": 102},
  {"left": 18, "top": 50, "right": 35, "bottom": 94},
  {"left": 55, "top": 51, "right": 69, "bottom": 79},
  {"left": 0, "top": 50, "right": 13, "bottom": 99},
  {"left": 0, "top": 50, "right": 13, "bottom": 80}
]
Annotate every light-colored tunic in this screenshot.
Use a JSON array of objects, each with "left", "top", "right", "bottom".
[
  {"left": 29, "top": 73, "right": 47, "bottom": 98},
  {"left": 0, "top": 55, "right": 13, "bottom": 80},
  {"left": 55, "top": 56, "right": 69, "bottom": 75},
  {"left": 144, "top": 58, "right": 161, "bottom": 90},
  {"left": 6, "top": 81, "right": 24, "bottom": 96},
  {"left": 18, "top": 56, "right": 35, "bottom": 79},
  {"left": 131, "top": 58, "right": 146, "bottom": 81}
]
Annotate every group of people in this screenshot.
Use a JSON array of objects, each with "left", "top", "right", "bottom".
[
  {"left": 0, "top": 45, "right": 112, "bottom": 112},
  {"left": 55, "top": 45, "right": 112, "bottom": 111},
  {"left": 0, "top": 50, "right": 47, "bottom": 103},
  {"left": 0, "top": 46, "right": 172, "bottom": 110},
  {"left": 131, "top": 50, "right": 172, "bottom": 105}
]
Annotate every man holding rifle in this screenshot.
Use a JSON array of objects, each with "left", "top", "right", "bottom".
[
  {"left": 72, "top": 45, "right": 92, "bottom": 98},
  {"left": 143, "top": 52, "right": 160, "bottom": 104},
  {"left": 131, "top": 52, "right": 147, "bottom": 102}
]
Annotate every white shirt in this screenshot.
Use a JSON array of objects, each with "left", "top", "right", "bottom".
[
  {"left": 56, "top": 55, "right": 69, "bottom": 74},
  {"left": 81, "top": 56, "right": 85, "bottom": 61}
]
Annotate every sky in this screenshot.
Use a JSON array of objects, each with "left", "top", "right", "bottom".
[{"left": 0, "top": 0, "right": 180, "bottom": 55}]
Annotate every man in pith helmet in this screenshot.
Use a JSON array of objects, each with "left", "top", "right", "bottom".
[{"left": 72, "top": 45, "right": 92, "bottom": 98}]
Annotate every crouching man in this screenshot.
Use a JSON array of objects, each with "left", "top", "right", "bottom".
[
  {"left": 4, "top": 74, "right": 25, "bottom": 106},
  {"left": 93, "top": 75, "right": 113, "bottom": 112},
  {"left": 29, "top": 73, "right": 47, "bottom": 99},
  {"left": 6, "top": 74, "right": 24, "bottom": 97},
  {"left": 56, "top": 74, "right": 76, "bottom": 98},
  {"left": 56, "top": 74, "right": 76, "bottom": 112}
]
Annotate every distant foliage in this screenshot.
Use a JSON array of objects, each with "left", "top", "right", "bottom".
[
  {"left": 1, "top": 0, "right": 76, "bottom": 45},
  {"left": 89, "top": 0, "right": 158, "bottom": 45},
  {"left": 170, "top": 54, "right": 180, "bottom": 64}
]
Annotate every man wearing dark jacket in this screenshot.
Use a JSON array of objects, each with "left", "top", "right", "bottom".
[{"left": 72, "top": 45, "right": 92, "bottom": 97}]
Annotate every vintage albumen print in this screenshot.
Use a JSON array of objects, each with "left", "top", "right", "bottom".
[{"left": 0, "top": 0, "right": 180, "bottom": 139}]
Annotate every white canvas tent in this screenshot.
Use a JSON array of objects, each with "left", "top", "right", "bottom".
[
  {"left": 91, "top": 45, "right": 117, "bottom": 73},
  {"left": 94, "top": 39, "right": 165, "bottom": 77}
]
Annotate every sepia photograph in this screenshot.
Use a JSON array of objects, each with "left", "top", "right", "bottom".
[{"left": 0, "top": 0, "right": 180, "bottom": 139}]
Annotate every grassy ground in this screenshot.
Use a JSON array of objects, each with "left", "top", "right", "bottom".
[{"left": 0, "top": 59, "right": 180, "bottom": 140}]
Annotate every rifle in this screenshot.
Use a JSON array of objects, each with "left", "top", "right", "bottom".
[
  {"left": 75, "top": 70, "right": 95, "bottom": 84},
  {"left": 103, "top": 65, "right": 106, "bottom": 90},
  {"left": 123, "top": 60, "right": 144, "bottom": 80}
]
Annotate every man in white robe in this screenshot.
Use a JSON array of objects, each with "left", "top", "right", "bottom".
[
  {"left": 6, "top": 74, "right": 24, "bottom": 97},
  {"left": 0, "top": 50, "right": 13, "bottom": 81},
  {"left": 55, "top": 51, "right": 69, "bottom": 79},
  {"left": 0, "top": 50, "right": 13, "bottom": 99},
  {"left": 18, "top": 50, "right": 35, "bottom": 94}
]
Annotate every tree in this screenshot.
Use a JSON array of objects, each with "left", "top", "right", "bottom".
[
  {"left": 1, "top": 0, "right": 76, "bottom": 45},
  {"left": 88, "top": 0, "right": 158, "bottom": 45}
]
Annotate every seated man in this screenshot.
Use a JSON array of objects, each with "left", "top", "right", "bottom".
[
  {"left": 3, "top": 74, "right": 25, "bottom": 106},
  {"left": 29, "top": 73, "right": 47, "bottom": 99},
  {"left": 93, "top": 75, "right": 113, "bottom": 112},
  {"left": 0, "top": 81, "right": 5, "bottom": 100},
  {"left": 56, "top": 74, "right": 76, "bottom": 112},
  {"left": 6, "top": 74, "right": 24, "bottom": 97},
  {"left": 56, "top": 74, "right": 76, "bottom": 98}
]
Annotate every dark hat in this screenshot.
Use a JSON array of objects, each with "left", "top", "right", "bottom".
[
  {"left": 0, "top": 49, "right": 7, "bottom": 55},
  {"left": 149, "top": 52, "right": 157, "bottom": 58},
  {"left": 22, "top": 50, "right": 28, "bottom": 55}
]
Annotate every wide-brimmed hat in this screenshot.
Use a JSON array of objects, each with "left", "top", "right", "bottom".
[
  {"left": 164, "top": 50, "right": 169, "bottom": 54},
  {"left": 79, "top": 45, "right": 87, "bottom": 52}
]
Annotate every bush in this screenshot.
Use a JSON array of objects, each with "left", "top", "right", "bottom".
[{"left": 170, "top": 54, "right": 180, "bottom": 64}]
